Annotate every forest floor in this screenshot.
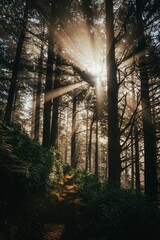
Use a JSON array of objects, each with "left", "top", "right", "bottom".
[
  {"left": 1, "top": 174, "right": 160, "bottom": 240},
  {"left": 42, "top": 175, "right": 80, "bottom": 240},
  {"left": 0, "top": 175, "right": 82, "bottom": 240}
]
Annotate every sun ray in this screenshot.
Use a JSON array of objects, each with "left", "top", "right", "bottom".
[
  {"left": 45, "top": 82, "right": 87, "bottom": 102},
  {"left": 52, "top": 2, "right": 106, "bottom": 84}
]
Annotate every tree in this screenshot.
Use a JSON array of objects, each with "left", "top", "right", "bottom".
[
  {"left": 4, "top": 0, "right": 29, "bottom": 125},
  {"left": 50, "top": 55, "right": 61, "bottom": 149},
  {"left": 136, "top": 0, "right": 158, "bottom": 201},
  {"left": 71, "top": 95, "right": 77, "bottom": 168},
  {"left": 42, "top": 0, "right": 55, "bottom": 148},
  {"left": 106, "top": 0, "right": 121, "bottom": 185},
  {"left": 88, "top": 113, "right": 95, "bottom": 173},
  {"left": 34, "top": 35, "right": 44, "bottom": 142}
]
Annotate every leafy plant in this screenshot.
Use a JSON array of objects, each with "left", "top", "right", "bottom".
[
  {"left": 76, "top": 172, "right": 160, "bottom": 240},
  {"left": 0, "top": 121, "right": 54, "bottom": 202}
]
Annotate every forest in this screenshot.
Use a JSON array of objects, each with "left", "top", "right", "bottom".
[{"left": 0, "top": 0, "right": 160, "bottom": 239}]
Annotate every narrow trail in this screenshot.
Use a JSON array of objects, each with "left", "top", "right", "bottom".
[{"left": 43, "top": 175, "right": 80, "bottom": 240}]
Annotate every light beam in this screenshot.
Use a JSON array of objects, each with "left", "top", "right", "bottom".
[{"left": 45, "top": 82, "right": 87, "bottom": 102}]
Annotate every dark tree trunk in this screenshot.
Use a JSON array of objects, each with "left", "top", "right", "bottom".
[
  {"left": 124, "top": 150, "right": 129, "bottom": 187},
  {"left": 85, "top": 108, "right": 89, "bottom": 171},
  {"left": 131, "top": 131, "right": 135, "bottom": 190},
  {"left": 42, "top": 2, "right": 55, "bottom": 148},
  {"left": 134, "top": 125, "right": 141, "bottom": 193},
  {"left": 31, "top": 81, "right": 36, "bottom": 139},
  {"left": 106, "top": 0, "right": 121, "bottom": 185},
  {"left": 88, "top": 113, "right": 95, "bottom": 172},
  {"left": 51, "top": 97, "right": 59, "bottom": 149},
  {"left": 71, "top": 95, "right": 77, "bottom": 168},
  {"left": 65, "top": 108, "right": 69, "bottom": 163},
  {"left": 11, "top": 83, "right": 19, "bottom": 123},
  {"left": 50, "top": 55, "right": 61, "bottom": 149},
  {"left": 34, "top": 41, "right": 43, "bottom": 141},
  {"left": 4, "top": 1, "right": 28, "bottom": 125},
  {"left": 95, "top": 117, "right": 99, "bottom": 177},
  {"left": 136, "top": 0, "right": 158, "bottom": 201},
  {"left": 42, "top": 42, "right": 54, "bottom": 148}
]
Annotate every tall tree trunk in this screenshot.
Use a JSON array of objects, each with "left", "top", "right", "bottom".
[
  {"left": 51, "top": 55, "right": 61, "bottom": 149},
  {"left": 4, "top": 1, "right": 28, "bottom": 125},
  {"left": 88, "top": 113, "right": 95, "bottom": 173},
  {"left": 124, "top": 149, "right": 129, "bottom": 187},
  {"left": 34, "top": 41, "right": 43, "bottom": 141},
  {"left": 11, "top": 83, "right": 19, "bottom": 123},
  {"left": 95, "top": 116, "right": 99, "bottom": 177},
  {"left": 85, "top": 108, "right": 89, "bottom": 171},
  {"left": 132, "top": 80, "right": 141, "bottom": 193},
  {"left": 71, "top": 95, "right": 77, "bottom": 168},
  {"left": 51, "top": 97, "right": 59, "bottom": 149},
  {"left": 42, "top": 2, "right": 55, "bottom": 148},
  {"left": 106, "top": 0, "right": 121, "bottom": 185},
  {"left": 134, "top": 125, "right": 141, "bottom": 193},
  {"left": 31, "top": 82, "right": 36, "bottom": 139},
  {"left": 65, "top": 107, "right": 69, "bottom": 163},
  {"left": 136, "top": 0, "right": 157, "bottom": 201},
  {"left": 131, "top": 131, "right": 134, "bottom": 190}
]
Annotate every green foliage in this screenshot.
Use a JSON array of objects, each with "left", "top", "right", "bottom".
[
  {"left": 77, "top": 173, "right": 160, "bottom": 240},
  {"left": 62, "top": 163, "right": 73, "bottom": 175},
  {"left": 0, "top": 120, "right": 54, "bottom": 202},
  {"left": 49, "top": 157, "right": 64, "bottom": 187},
  {"left": 72, "top": 168, "right": 92, "bottom": 185}
]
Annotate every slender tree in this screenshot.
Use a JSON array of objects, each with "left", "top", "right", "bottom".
[
  {"left": 134, "top": 125, "right": 141, "bottom": 193},
  {"left": 88, "top": 113, "right": 95, "bottom": 173},
  {"left": 85, "top": 107, "right": 89, "bottom": 171},
  {"left": 42, "top": 1, "right": 55, "bottom": 148},
  {"left": 31, "top": 78, "right": 36, "bottom": 139},
  {"left": 4, "top": 0, "right": 29, "bottom": 125},
  {"left": 106, "top": 0, "right": 121, "bottom": 185},
  {"left": 95, "top": 116, "right": 99, "bottom": 177},
  {"left": 71, "top": 95, "right": 77, "bottom": 168},
  {"left": 34, "top": 39, "right": 44, "bottom": 141},
  {"left": 50, "top": 55, "right": 61, "bottom": 149}
]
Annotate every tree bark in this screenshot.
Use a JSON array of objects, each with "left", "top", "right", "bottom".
[
  {"left": 71, "top": 95, "right": 77, "bottom": 168},
  {"left": 131, "top": 131, "right": 134, "bottom": 190},
  {"left": 88, "top": 113, "right": 95, "bottom": 173},
  {"left": 31, "top": 81, "right": 36, "bottom": 139},
  {"left": 136, "top": 0, "right": 158, "bottom": 201},
  {"left": 106, "top": 0, "right": 121, "bottom": 185},
  {"left": 50, "top": 57, "right": 60, "bottom": 150},
  {"left": 4, "top": 1, "right": 28, "bottom": 125},
  {"left": 95, "top": 116, "right": 99, "bottom": 177},
  {"left": 134, "top": 125, "right": 141, "bottom": 193},
  {"left": 85, "top": 108, "right": 89, "bottom": 171},
  {"left": 42, "top": 2, "right": 55, "bottom": 148},
  {"left": 34, "top": 41, "right": 43, "bottom": 141}
]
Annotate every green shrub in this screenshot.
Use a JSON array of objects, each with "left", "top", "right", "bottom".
[
  {"left": 77, "top": 173, "right": 160, "bottom": 240},
  {"left": 0, "top": 121, "right": 54, "bottom": 202},
  {"left": 73, "top": 168, "right": 92, "bottom": 186},
  {"left": 62, "top": 163, "right": 73, "bottom": 175}
]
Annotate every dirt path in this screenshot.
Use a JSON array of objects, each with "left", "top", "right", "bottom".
[{"left": 43, "top": 175, "right": 79, "bottom": 240}]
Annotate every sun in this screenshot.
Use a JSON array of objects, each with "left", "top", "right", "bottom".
[
  {"left": 52, "top": 1, "right": 106, "bottom": 85},
  {"left": 88, "top": 64, "right": 103, "bottom": 76}
]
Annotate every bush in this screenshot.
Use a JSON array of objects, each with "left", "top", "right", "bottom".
[
  {"left": 0, "top": 121, "right": 54, "bottom": 202},
  {"left": 77, "top": 173, "right": 160, "bottom": 240}
]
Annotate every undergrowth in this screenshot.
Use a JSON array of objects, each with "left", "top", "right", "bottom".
[
  {"left": 0, "top": 121, "right": 57, "bottom": 240},
  {"left": 75, "top": 170, "right": 160, "bottom": 240}
]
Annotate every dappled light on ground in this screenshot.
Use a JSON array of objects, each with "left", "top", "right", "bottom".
[
  {"left": 44, "top": 224, "right": 65, "bottom": 240},
  {"left": 43, "top": 175, "right": 78, "bottom": 240}
]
